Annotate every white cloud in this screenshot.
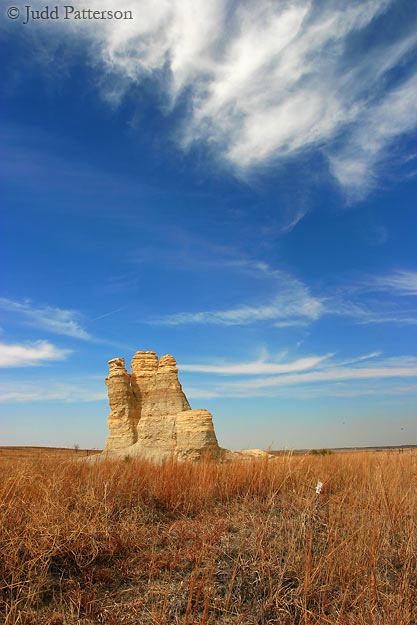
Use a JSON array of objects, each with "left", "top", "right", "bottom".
[
  {"left": 151, "top": 261, "right": 417, "bottom": 328},
  {"left": 183, "top": 387, "right": 219, "bottom": 400},
  {"left": 91, "top": 307, "right": 125, "bottom": 321},
  {"left": 370, "top": 271, "right": 417, "bottom": 296},
  {"left": 329, "top": 74, "right": 417, "bottom": 199},
  {"left": 332, "top": 302, "right": 417, "bottom": 326},
  {"left": 357, "top": 316, "right": 417, "bottom": 326},
  {"left": 180, "top": 354, "right": 330, "bottom": 375},
  {"left": 180, "top": 352, "right": 417, "bottom": 398},
  {"left": 227, "top": 363, "right": 417, "bottom": 392},
  {"left": 336, "top": 352, "right": 382, "bottom": 366},
  {"left": 30, "top": 0, "right": 417, "bottom": 197},
  {"left": 0, "top": 298, "right": 93, "bottom": 340},
  {"left": 325, "top": 270, "right": 417, "bottom": 326},
  {"left": 264, "top": 382, "right": 417, "bottom": 400},
  {"left": 0, "top": 341, "right": 71, "bottom": 367},
  {"left": 152, "top": 269, "right": 324, "bottom": 326},
  {"left": 155, "top": 297, "right": 322, "bottom": 326},
  {"left": 0, "top": 383, "right": 106, "bottom": 403}
]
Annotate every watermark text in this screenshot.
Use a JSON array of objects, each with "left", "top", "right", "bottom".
[{"left": 7, "top": 5, "right": 134, "bottom": 24}]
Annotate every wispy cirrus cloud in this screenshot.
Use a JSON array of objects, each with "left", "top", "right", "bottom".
[
  {"left": 151, "top": 268, "right": 324, "bottom": 327},
  {"left": 184, "top": 382, "right": 417, "bottom": 400},
  {"left": 0, "top": 382, "right": 106, "bottom": 403},
  {"left": 330, "top": 301, "right": 417, "bottom": 326},
  {"left": 154, "top": 298, "right": 323, "bottom": 327},
  {"left": 25, "top": 0, "right": 417, "bottom": 199},
  {"left": 329, "top": 74, "right": 417, "bottom": 199},
  {"left": 369, "top": 270, "right": 417, "bottom": 296},
  {"left": 259, "top": 382, "right": 417, "bottom": 400},
  {"left": 180, "top": 352, "right": 417, "bottom": 398},
  {"left": 328, "top": 270, "right": 417, "bottom": 325},
  {"left": 184, "top": 388, "right": 220, "bottom": 400},
  {"left": 225, "top": 362, "right": 417, "bottom": 392},
  {"left": 180, "top": 354, "right": 331, "bottom": 375},
  {"left": 0, "top": 340, "right": 71, "bottom": 367},
  {"left": 0, "top": 298, "right": 94, "bottom": 340},
  {"left": 150, "top": 261, "right": 417, "bottom": 328},
  {"left": 182, "top": 351, "right": 380, "bottom": 376}
]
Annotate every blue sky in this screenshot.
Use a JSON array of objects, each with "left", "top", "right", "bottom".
[{"left": 1, "top": 0, "right": 416, "bottom": 450}]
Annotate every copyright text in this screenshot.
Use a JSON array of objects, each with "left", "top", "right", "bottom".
[{"left": 7, "top": 5, "right": 134, "bottom": 24}]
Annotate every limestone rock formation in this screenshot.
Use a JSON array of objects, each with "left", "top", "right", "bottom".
[
  {"left": 104, "top": 351, "right": 222, "bottom": 461},
  {"left": 100, "top": 349, "right": 270, "bottom": 463},
  {"left": 105, "top": 358, "right": 139, "bottom": 451}
]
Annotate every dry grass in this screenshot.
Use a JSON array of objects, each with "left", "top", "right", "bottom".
[
  {"left": 0, "top": 448, "right": 102, "bottom": 461},
  {"left": 1, "top": 450, "right": 416, "bottom": 624}
]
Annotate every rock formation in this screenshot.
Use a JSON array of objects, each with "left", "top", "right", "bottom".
[
  {"left": 105, "top": 358, "right": 140, "bottom": 450},
  {"left": 100, "top": 349, "right": 269, "bottom": 463},
  {"left": 104, "top": 351, "right": 223, "bottom": 461}
]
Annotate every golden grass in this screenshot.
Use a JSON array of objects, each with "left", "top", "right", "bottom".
[
  {"left": 1, "top": 450, "right": 416, "bottom": 624},
  {"left": 0, "top": 447, "right": 102, "bottom": 461}
]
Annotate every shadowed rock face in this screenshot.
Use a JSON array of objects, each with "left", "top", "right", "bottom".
[
  {"left": 104, "top": 351, "right": 221, "bottom": 461},
  {"left": 105, "top": 358, "right": 140, "bottom": 450}
]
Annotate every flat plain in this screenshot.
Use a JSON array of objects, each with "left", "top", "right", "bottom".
[{"left": 1, "top": 447, "right": 416, "bottom": 624}]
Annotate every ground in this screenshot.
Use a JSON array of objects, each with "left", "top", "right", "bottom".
[{"left": 1, "top": 447, "right": 416, "bottom": 624}]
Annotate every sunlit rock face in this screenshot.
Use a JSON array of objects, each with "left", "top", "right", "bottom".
[
  {"left": 104, "top": 351, "right": 221, "bottom": 461},
  {"left": 102, "top": 349, "right": 270, "bottom": 463},
  {"left": 131, "top": 351, "right": 191, "bottom": 419}
]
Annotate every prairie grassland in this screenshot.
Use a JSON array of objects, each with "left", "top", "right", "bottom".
[
  {"left": 0, "top": 447, "right": 101, "bottom": 461},
  {"left": 1, "top": 450, "right": 416, "bottom": 624}
]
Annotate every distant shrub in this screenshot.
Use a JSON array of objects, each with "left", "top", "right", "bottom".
[{"left": 310, "top": 448, "right": 333, "bottom": 456}]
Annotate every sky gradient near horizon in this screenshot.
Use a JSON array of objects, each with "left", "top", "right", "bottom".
[{"left": 1, "top": 0, "right": 416, "bottom": 450}]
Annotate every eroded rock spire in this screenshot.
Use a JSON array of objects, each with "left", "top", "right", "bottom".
[
  {"left": 104, "top": 351, "right": 220, "bottom": 461},
  {"left": 105, "top": 358, "right": 140, "bottom": 450}
]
